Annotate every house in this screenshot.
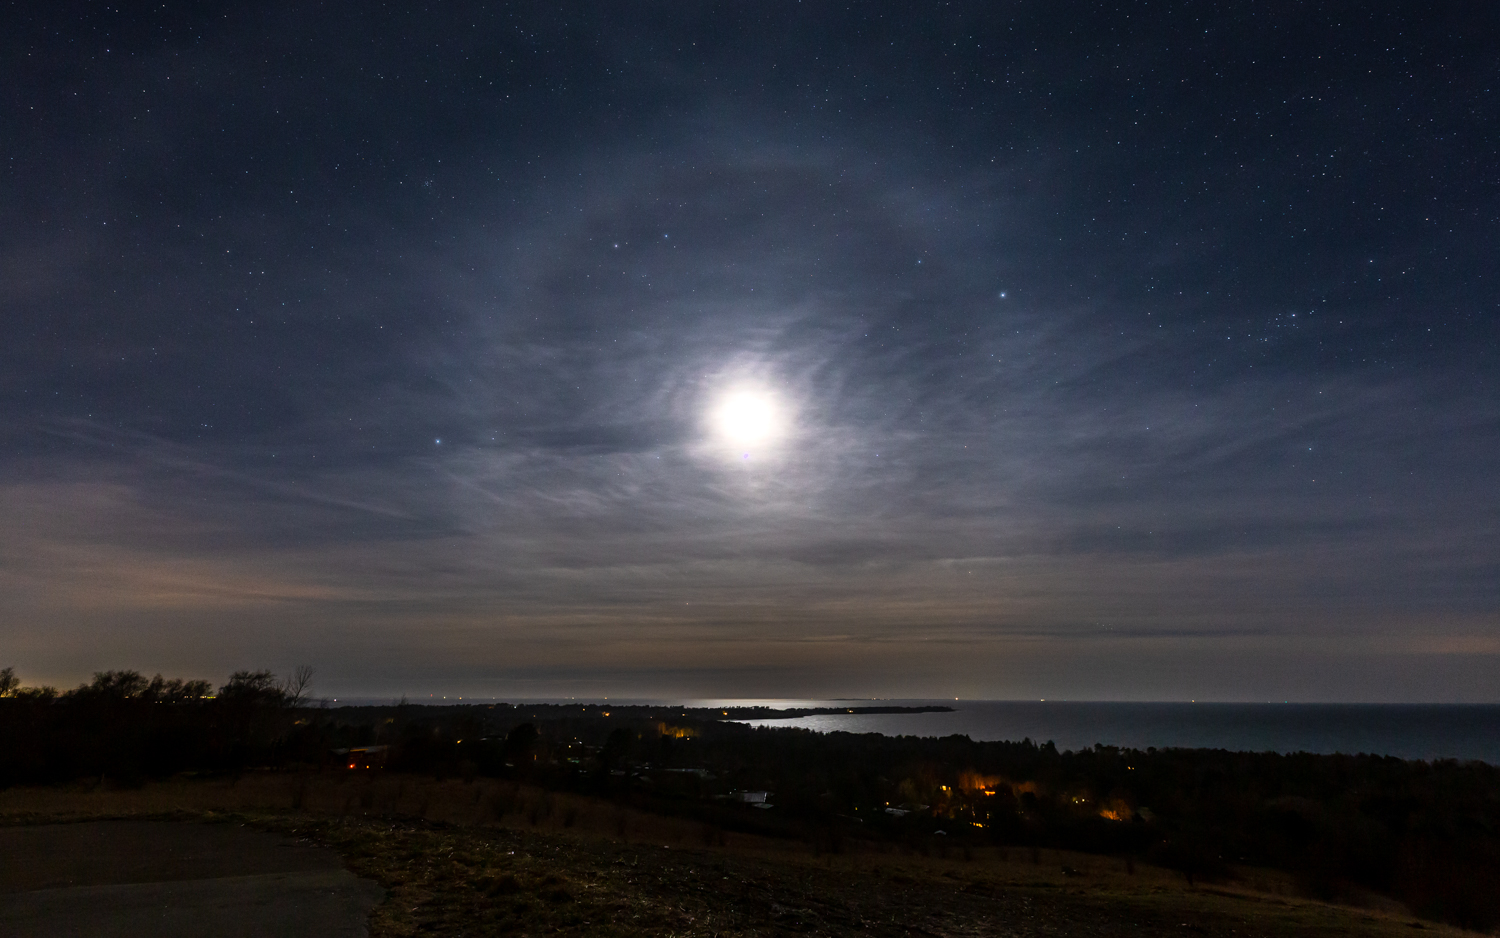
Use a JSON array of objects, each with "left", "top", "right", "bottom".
[{"left": 333, "top": 745, "right": 388, "bottom": 769}]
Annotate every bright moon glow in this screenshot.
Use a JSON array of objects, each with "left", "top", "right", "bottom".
[{"left": 712, "top": 390, "right": 781, "bottom": 448}]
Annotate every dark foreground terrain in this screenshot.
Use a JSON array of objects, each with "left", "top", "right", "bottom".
[
  {"left": 0, "top": 776, "right": 1484, "bottom": 938},
  {"left": 5, "top": 672, "right": 1499, "bottom": 933},
  {"left": 0, "top": 819, "right": 383, "bottom": 937}
]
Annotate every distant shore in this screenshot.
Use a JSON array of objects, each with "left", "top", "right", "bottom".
[{"left": 717, "top": 705, "right": 954, "bottom": 720}]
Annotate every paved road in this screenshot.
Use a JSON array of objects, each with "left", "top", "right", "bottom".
[{"left": 0, "top": 820, "right": 384, "bottom": 937}]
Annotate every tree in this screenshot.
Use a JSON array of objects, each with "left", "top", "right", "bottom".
[
  {"left": 281, "top": 665, "right": 315, "bottom": 707},
  {"left": 142, "top": 675, "right": 212, "bottom": 702},
  {"left": 602, "top": 726, "right": 634, "bottom": 769},
  {"left": 218, "top": 670, "right": 284, "bottom": 705},
  {"left": 505, "top": 723, "right": 540, "bottom": 761},
  {"left": 0, "top": 667, "right": 17, "bottom": 697},
  {"left": 75, "top": 670, "right": 149, "bottom": 699}
]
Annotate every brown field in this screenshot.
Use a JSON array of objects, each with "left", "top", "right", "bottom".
[{"left": 1, "top": 773, "right": 1487, "bottom": 937}]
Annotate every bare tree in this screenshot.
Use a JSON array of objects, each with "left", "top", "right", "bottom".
[
  {"left": 282, "top": 665, "right": 315, "bottom": 707},
  {"left": 0, "top": 667, "right": 18, "bottom": 697},
  {"left": 219, "top": 670, "right": 279, "bottom": 701}
]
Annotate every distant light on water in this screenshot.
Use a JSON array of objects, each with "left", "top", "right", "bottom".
[{"left": 731, "top": 700, "right": 1500, "bottom": 764}]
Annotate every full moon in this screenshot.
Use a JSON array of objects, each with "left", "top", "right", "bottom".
[{"left": 711, "top": 390, "right": 781, "bottom": 449}]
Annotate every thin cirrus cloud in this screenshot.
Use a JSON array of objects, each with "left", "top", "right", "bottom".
[{"left": 1, "top": 4, "right": 1496, "bottom": 699}]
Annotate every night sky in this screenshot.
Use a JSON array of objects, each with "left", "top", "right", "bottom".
[{"left": 3, "top": 3, "right": 1497, "bottom": 701}]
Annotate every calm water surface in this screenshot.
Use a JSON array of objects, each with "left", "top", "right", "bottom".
[{"left": 727, "top": 701, "right": 1500, "bottom": 764}]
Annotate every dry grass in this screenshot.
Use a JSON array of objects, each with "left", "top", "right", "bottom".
[
  {"left": 1, "top": 773, "right": 1487, "bottom": 937},
  {"left": 0, "top": 773, "right": 737, "bottom": 841}
]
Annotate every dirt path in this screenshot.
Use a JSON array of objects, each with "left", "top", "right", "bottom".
[{"left": 0, "top": 821, "right": 384, "bottom": 938}]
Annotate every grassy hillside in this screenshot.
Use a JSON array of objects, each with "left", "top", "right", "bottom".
[{"left": 1, "top": 775, "right": 1485, "bottom": 937}]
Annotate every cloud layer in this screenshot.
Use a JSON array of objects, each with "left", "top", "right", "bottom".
[{"left": 2, "top": 3, "right": 1496, "bottom": 699}]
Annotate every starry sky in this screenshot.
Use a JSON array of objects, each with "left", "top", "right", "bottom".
[{"left": 3, "top": 2, "right": 1497, "bottom": 701}]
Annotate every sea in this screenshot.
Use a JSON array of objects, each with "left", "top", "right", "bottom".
[{"left": 709, "top": 700, "right": 1500, "bottom": 765}]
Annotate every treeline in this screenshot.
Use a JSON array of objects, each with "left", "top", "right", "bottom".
[
  {"left": 0, "top": 666, "right": 314, "bottom": 786},
  {"left": 2, "top": 676, "right": 1498, "bottom": 930}
]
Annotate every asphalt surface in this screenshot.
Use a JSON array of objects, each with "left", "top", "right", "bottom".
[{"left": 0, "top": 820, "right": 384, "bottom": 937}]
